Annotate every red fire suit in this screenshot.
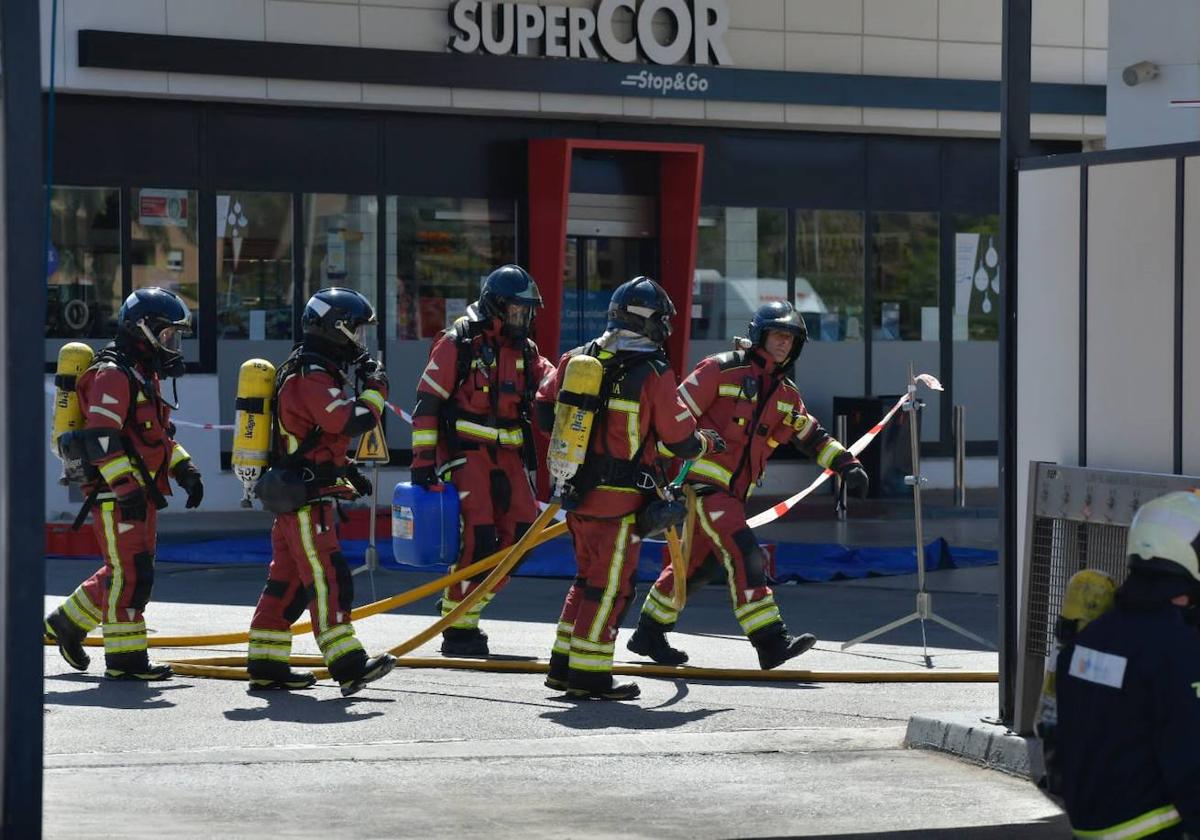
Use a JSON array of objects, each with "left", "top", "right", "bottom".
[
  {"left": 639, "top": 347, "right": 860, "bottom": 642},
  {"left": 411, "top": 316, "right": 554, "bottom": 631},
  {"left": 247, "top": 356, "right": 387, "bottom": 683},
  {"left": 56, "top": 352, "right": 192, "bottom": 671},
  {"left": 536, "top": 345, "right": 708, "bottom": 693}
]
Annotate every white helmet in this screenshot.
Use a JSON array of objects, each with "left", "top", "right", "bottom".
[{"left": 1126, "top": 491, "right": 1200, "bottom": 582}]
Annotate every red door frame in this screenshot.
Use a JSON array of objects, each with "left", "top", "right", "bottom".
[{"left": 527, "top": 138, "right": 705, "bottom": 378}]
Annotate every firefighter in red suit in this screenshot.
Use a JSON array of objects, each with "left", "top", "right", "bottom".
[
  {"left": 45, "top": 288, "right": 203, "bottom": 681},
  {"left": 245, "top": 288, "right": 396, "bottom": 696},
  {"left": 628, "top": 301, "right": 870, "bottom": 670},
  {"left": 536, "top": 277, "right": 725, "bottom": 700},
  {"left": 410, "top": 265, "right": 555, "bottom": 657}
]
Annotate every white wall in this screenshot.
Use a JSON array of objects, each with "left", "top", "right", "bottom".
[
  {"left": 1183, "top": 156, "right": 1200, "bottom": 473},
  {"left": 38, "top": 0, "right": 1104, "bottom": 140},
  {"left": 1085, "top": 159, "right": 1176, "bottom": 471},
  {"left": 1015, "top": 165, "right": 1080, "bottom": 590},
  {"left": 1106, "top": 0, "right": 1200, "bottom": 149}
]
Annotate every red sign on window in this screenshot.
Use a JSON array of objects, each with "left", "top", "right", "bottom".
[{"left": 138, "top": 189, "right": 189, "bottom": 227}]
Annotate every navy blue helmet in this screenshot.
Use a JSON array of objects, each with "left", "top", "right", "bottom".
[
  {"left": 302, "top": 287, "right": 377, "bottom": 365},
  {"left": 479, "top": 264, "right": 543, "bottom": 339},
  {"left": 606, "top": 276, "right": 675, "bottom": 345},
  {"left": 116, "top": 287, "right": 193, "bottom": 377},
  {"left": 748, "top": 300, "right": 807, "bottom": 366}
]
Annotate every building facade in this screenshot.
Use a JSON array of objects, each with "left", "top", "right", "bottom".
[{"left": 40, "top": 0, "right": 1107, "bottom": 513}]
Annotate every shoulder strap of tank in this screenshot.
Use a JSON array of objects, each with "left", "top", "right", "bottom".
[
  {"left": 268, "top": 348, "right": 326, "bottom": 468},
  {"left": 87, "top": 345, "right": 168, "bottom": 507},
  {"left": 450, "top": 319, "right": 476, "bottom": 395},
  {"left": 603, "top": 350, "right": 663, "bottom": 399},
  {"left": 88, "top": 346, "right": 144, "bottom": 427}
]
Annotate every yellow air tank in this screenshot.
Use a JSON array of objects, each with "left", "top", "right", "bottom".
[
  {"left": 1058, "top": 568, "right": 1117, "bottom": 633},
  {"left": 51, "top": 342, "right": 95, "bottom": 455},
  {"left": 232, "top": 359, "right": 276, "bottom": 508},
  {"left": 1035, "top": 567, "right": 1116, "bottom": 778},
  {"left": 548, "top": 354, "right": 604, "bottom": 486}
]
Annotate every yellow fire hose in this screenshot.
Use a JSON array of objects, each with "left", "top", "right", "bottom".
[
  {"left": 172, "top": 503, "right": 566, "bottom": 682},
  {"left": 163, "top": 506, "right": 999, "bottom": 687},
  {"left": 673, "top": 484, "right": 698, "bottom": 610},
  {"left": 165, "top": 655, "right": 998, "bottom": 684},
  {"left": 49, "top": 519, "right": 570, "bottom": 649},
  {"left": 382, "top": 502, "right": 561, "bottom": 660}
]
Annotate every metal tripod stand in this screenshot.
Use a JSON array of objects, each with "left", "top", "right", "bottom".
[
  {"left": 350, "top": 460, "right": 381, "bottom": 602},
  {"left": 840, "top": 366, "right": 994, "bottom": 665}
]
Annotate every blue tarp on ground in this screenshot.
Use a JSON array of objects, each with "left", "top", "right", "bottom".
[{"left": 54, "top": 533, "right": 996, "bottom": 583}]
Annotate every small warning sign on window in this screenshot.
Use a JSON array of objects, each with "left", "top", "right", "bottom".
[{"left": 355, "top": 422, "right": 390, "bottom": 463}]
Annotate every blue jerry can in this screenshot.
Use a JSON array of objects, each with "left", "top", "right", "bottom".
[{"left": 392, "top": 481, "right": 459, "bottom": 567}]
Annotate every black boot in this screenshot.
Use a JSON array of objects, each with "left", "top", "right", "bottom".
[
  {"left": 440, "top": 627, "right": 489, "bottom": 657},
  {"left": 105, "top": 652, "right": 173, "bottom": 681},
  {"left": 247, "top": 661, "right": 317, "bottom": 691},
  {"left": 339, "top": 653, "right": 397, "bottom": 697},
  {"left": 752, "top": 626, "right": 817, "bottom": 670},
  {"left": 545, "top": 652, "right": 569, "bottom": 691},
  {"left": 45, "top": 610, "right": 90, "bottom": 671},
  {"left": 626, "top": 616, "right": 688, "bottom": 665},
  {"left": 567, "top": 679, "right": 641, "bottom": 701}
]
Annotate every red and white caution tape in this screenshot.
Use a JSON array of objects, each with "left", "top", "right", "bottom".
[
  {"left": 173, "top": 419, "right": 235, "bottom": 431},
  {"left": 44, "top": 382, "right": 235, "bottom": 431},
  {"left": 386, "top": 401, "right": 413, "bottom": 424},
  {"left": 746, "top": 374, "right": 943, "bottom": 529}
]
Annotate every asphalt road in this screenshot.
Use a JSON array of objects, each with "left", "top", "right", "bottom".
[{"left": 41, "top": 558, "right": 1066, "bottom": 839}]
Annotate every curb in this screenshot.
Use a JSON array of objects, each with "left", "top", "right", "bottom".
[{"left": 904, "top": 711, "right": 1040, "bottom": 780}]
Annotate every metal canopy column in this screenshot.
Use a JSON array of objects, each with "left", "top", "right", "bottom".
[
  {"left": 2, "top": 0, "right": 46, "bottom": 834},
  {"left": 998, "top": 0, "right": 1032, "bottom": 728}
]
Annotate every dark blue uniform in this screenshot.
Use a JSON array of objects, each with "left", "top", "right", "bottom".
[{"left": 1056, "top": 603, "right": 1200, "bottom": 838}]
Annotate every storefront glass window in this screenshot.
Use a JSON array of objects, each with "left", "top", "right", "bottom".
[
  {"left": 46, "top": 186, "right": 121, "bottom": 339},
  {"left": 216, "top": 192, "right": 293, "bottom": 340},
  {"left": 871, "top": 212, "right": 940, "bottom": 342},
  {"left": 794, "top": 210, "right": 864, "bottom": 341},
  {"left": 385, "top": 197, "right": 516, "bottom": 340},
  {"left": 303, "top": 193, "right": 378, "bottom": 306},
  {"left": 952, "top": 214, "right": 1000, "bottom": 341},
  {"left": 693, "top": 206, "right": 787, "bottom": 340},
  {"left": 132, "top": 188, "right": 199, "bottom": 354}
]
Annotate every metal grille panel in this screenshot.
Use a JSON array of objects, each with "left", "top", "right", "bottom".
[
  {"left": 1025, "top": 518, "right": 1129, "bottom": 658},
  {"left": 1015, "top": 463, "right": 1200, "bottom": 734}
]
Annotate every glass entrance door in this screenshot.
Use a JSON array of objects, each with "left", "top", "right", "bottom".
[{"left": 560, "top": 235, "right": 657, "bottom": 353}]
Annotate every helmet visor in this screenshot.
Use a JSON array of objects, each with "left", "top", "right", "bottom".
[
  {"left": 155, "top": 325, "right": 184, "bottom": 353},
  {"left": 504, "top": 302, "right": 535, "bottom": 332},
  {"left": 658, "top": 314, "right": 673, "bottom": 339},
  {"left": 336, "top": 321, "right": 371, "bottom": 360}
]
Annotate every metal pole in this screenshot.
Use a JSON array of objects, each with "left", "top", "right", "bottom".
[
  {"left": 835, "top": 414, "right": 848, "bottom": 521},
  {"left": 906, "top": 364, "right": 927, "bottom": 600},
  {"left": 999, "top": 0, "right": 1032, "bottom": 728},
  {"left": 905, "top": 365, "right": 932, "bottom": 663},
  {"left": 953, "top": 405, "right": 966, "bottom": 508},
  {"left": 2, "top": 0, "right": 46, "bottom": 834},
  {"left": 840, "top": 367, "right": 995, "bottom": 657},
  {"left": 364, "top": 464, "right": 380, "bottom": 602}
]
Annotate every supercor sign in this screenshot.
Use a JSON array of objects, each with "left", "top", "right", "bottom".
[{"left": 449, "top": 0, "right": 733, "bottom": 66}]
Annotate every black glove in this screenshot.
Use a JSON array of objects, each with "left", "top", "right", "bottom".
[
  {"left": 348, "top": 467, "right": 373, "bottom": 498},
  {"left": 699, "top": 429, "right": 727, "bottom": 455},
  {"left": 359, "top": 358, "right": 389, "bottom": 396},
  {"left": 115, "top": 485, "right": 148, "bottom": 521},
  {"left": 410, "top": 465, "right": 438, "bottom": 489},
  {"left": 173, "top": 460, "right": 205, "bottom": 509},
  {"left": 839, "top": 464, "right": 870, "bottom": 499}
]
